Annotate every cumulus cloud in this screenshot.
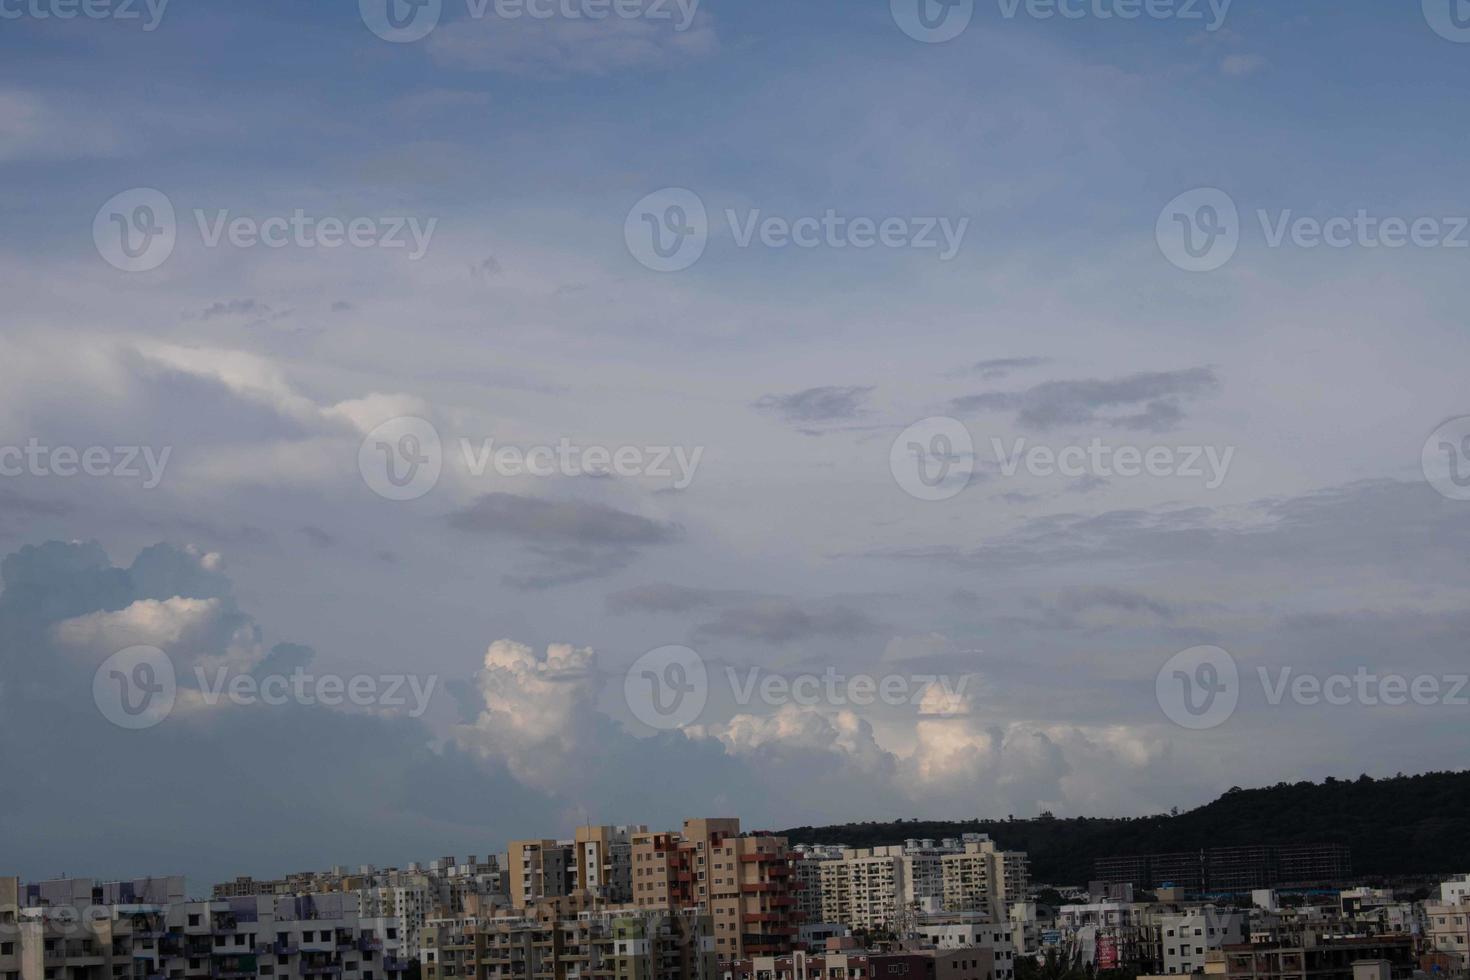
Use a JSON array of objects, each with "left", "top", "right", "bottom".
[{"left": 455, "top": 640, "right": 598, "bottom": 790}]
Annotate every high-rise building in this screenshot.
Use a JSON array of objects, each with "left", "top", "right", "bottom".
[
  {"left": 941, "top": 838, "right": 1030, "bottom": 919},
  {"left": 505, "top": 840, "right": 573, "bottom": 909},
  {"left": 630, "top": 818, "right": 800, "bottom": 962},
  {"left": 420, "top": 899, "right": 716, "bottom": 980},
  {"left": 573, "top": 826, "right": 645, "bottom": 903}
]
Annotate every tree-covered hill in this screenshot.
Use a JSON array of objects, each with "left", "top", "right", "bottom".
[{"left": 778, "top": 770, "right": 1470, "bottom": 884}]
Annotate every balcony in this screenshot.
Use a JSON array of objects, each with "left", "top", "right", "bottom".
[
  {"left": 302, "top": 965, "right": 344, "bottom": 976},
  {"left": 274, "top": 942, "right": 300, "bottom": 956},
  {"left": 358, "top": 938, "right": 384, "bottom": 954},
  {"left": 210, "top": 958, "right": 257, "bottom": 980},
  {"left": 385, "top": 958, "right": 412, "bottom": 972}
]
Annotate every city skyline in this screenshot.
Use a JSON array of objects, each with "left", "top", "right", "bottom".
[{"left": 4, "top": 0, "right": 1470, "bottom": 885}]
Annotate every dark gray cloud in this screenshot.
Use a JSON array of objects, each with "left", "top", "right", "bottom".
[
  {"left": 1047, "top": 587, "right": 1179, "bottom": 622},
  {"left": 449, "top": 494, "right": 682, "bottom": 590},
  {"left": 1067, "top": 475, "right": 1110, "bottom": 494},
  {"left": 0, "top": 487, "right": 74, "bottom": 518},
  {"left": 448, "top": 493, "right": 681, "bottom": 546},
  {"left": 951, "top": 368, "right": 1219, "bottom": 431},
  {"left": 300, "top": 525, "right": 335, "bottom": 548},
  {"left": 866, "top": 479, "right": 1470, "bottom": 585},
  {"left": 692, "top": 599, "right": 880, "bottom": 645},
  {"left": 754, "top": 386, "right": 875, "bottom": 424},
  {"left": 970, "top": 357, "right": 1052, "bottom": 380},
  {"left": 504, "top": 545, "right": 642, "bottom": 591},
  {"left": 191, "top": 298, "right": 290, "bottom": 324},
  {"left": 606, "top": 583, "right": 730, "bottom": 614}
]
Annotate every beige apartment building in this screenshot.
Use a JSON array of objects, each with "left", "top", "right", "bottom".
[
  {"left": 631, "top": 819, "right": 801, "bottom": 963},
  {"left": 420, "top": 897, "right": 716, "bottom": 980},
  {"left": 506, "top": 840, "right": 573, "bottom": 909},
  {"left": 942, "top": 840, "right": 1030, "bottom": 919},
  {"left": 1427, "top": 901, "right": 1470, "bottom": 974}
]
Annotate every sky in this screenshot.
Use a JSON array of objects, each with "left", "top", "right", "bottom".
[{"left": 2, "top": 0, "right": 1470, "bottom": 888}]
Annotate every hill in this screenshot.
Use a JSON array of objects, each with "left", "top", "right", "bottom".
[{"left": 778, "top": 770, "right": 1470, "bottom": 884}]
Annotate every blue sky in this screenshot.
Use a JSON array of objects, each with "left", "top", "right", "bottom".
[{"left": 2, "top": 0, "right": 1470, "bottom": 885}]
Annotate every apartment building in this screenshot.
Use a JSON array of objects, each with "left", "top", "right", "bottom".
[
  {"left": 1161, "top": 909, "right": 1248, "bottom": 975},
  {"left": 725, "top": 943, "right": 1004, "bottom": 980},
  {"left": 420, "top": 899, "right": 716, "bottom": 980},
  {"left": 573, "top": 826, "right": 645, "bottom": 904},
  {"left": 630, "top": 819, "right": 801, "bottom": 962},
  {"left": 1, "top": 889, "right": 408, "bottom": 980},
  {"left": 506, "top": 841, "right": 573, "bottom": 910},
  {"left": 788, "top": 848, "right": 837, "bottom": 927},
  {"left": 1426, "top": 901, "right": 1470, "bottom": 974},
  {"left": 1223, "top": 935, "right": 1414, "bottom": 980},
  {"left": 941, "top": 839, "right": 1029, "bottom": 919},
  {"left": 821, "top": 848, "right": 907, "bottom": 930},
  {"left": 1443, "top": 877, "right": 1470, "bottom": 906},
  {"left": 912, "top": 915, "right": 1016, "bottom": 980}
]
